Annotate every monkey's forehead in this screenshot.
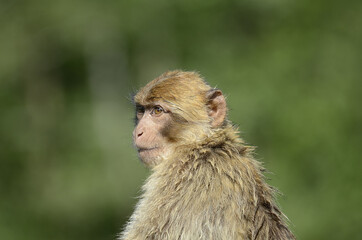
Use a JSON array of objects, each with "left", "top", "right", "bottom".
[{"left": 134, "top": 71, "right": 211, "bottom": 105}]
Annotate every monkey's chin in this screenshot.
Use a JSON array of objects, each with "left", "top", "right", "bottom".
[{"left": 137, "top": 147, "right": 163, "bottom": 166}]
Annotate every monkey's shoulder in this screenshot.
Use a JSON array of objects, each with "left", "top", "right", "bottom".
[{"left": 153, "top": 144, "right": 261, "bottom": 196}]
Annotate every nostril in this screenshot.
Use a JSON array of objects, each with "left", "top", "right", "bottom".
[{"left": 137, "top": 132, "right": 143, "bottom": 137}]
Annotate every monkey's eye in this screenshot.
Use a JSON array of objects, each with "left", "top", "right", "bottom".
[
  {"left": 136, "top": 106, "right": 145, "bottom": 119},
  {"left": 151, "top": 106, "right": 164, "bottom": 116},
  {"left": 136, "top": 111, "right": 144, "bottom": 119}
]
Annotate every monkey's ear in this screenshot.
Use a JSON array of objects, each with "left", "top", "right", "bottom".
[{"left": 207, "top": 89, "right": 227, "bottom": 127}]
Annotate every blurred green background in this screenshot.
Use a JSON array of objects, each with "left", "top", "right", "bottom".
[{"left": 0, "top": 0, "right": 361, "bottom": 239}]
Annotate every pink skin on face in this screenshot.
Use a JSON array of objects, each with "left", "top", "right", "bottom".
[{"left": 133, "top": 104, "right": 171, "bottom": 165}]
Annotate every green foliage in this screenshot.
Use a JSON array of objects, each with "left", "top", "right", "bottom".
[{"left": 0, "top": 0, "right": 361, "bottom": 239}]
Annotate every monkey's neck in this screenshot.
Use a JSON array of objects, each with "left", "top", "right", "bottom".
[
  {"left": 177, "top": 124, "right": 252, "bottom": 160},
  {"left": 152, "top": 124, "right": 253, "bottom": 173}
]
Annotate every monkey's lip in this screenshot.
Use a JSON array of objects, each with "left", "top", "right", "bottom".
[{"left": 137, "top": 147, "right": 159, "bottom": 153}]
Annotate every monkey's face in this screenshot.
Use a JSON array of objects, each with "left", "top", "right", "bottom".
[
  {"left": 132, "top": 70, "right": 228, "bottom": 167},
  {"left": 133, "top": 103, "right": 173, "bottom": 166}
]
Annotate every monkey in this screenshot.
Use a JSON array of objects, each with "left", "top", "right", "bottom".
[{"left": 119, "top": 70, "right": 295, "bottom": 240}]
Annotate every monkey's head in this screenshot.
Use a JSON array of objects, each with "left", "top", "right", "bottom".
[{"left": 132, "top": 70, "right": 227, "bottom": 167}]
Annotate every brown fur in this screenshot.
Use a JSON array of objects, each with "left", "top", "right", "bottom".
[{"left": 120, "top": 71, "right": 295, "bottom": 239}]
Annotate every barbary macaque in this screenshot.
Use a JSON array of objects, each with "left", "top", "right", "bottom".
[{"left": 120, "top": 70, "right": 295, "bottom": 240}]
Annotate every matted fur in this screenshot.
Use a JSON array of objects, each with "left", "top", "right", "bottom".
[{"left": 120, "top": 71, "right": 295, "bottom": 240}]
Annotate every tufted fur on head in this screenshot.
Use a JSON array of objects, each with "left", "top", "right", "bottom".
[
  {"left": 121, "top": 71, "right": 295, "bottom": 240},
  {"left": 133, "top": 70, "right": 226, "bottom": 144}
]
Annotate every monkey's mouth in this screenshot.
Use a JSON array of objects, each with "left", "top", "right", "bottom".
[{"left": 137, "top": 147, "right": 159, "bottom": 153}]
